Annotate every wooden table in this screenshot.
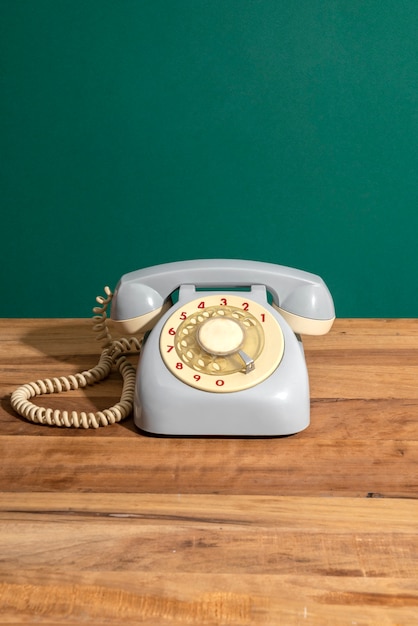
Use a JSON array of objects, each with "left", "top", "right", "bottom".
[{"left": 1, "top": 318, "right": 418, "bottom": 624}]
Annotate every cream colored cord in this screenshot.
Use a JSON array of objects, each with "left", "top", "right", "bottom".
[{"left": 10, "top": 287, "right": 142, "bottom": 428}]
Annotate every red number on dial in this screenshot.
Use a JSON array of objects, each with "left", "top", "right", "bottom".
[
  {"left": 166, "top": 345, "right": 174, "bottom": 352},
  {"left": 220, "top": 298, "right": 227, "bottom": 306},
  {"left": 179, "top": 311, "right": 187, "bottom": 320},
  {"left": 194, "top": 374, "right": 201, "bottom": 381},
  {"left": 216, "top": 379, "right": 225, "bottom": 387},
  {"left": 197, "top": 301, "right": 205, "bottom": 309},
  {"left": 261, "top": 313, "right": 265, "bottom": 322},
  {"left": 242, "top": 302, "right": 249, "bottom": 311},
  {"left": 176, "top": 362, "right": 183, "bottom": 370},
  {"left": 168, "top": 327, "right": 176, "bottom": 335}
]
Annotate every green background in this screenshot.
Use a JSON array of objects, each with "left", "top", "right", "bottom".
[{"left": 2, "top": 0, "right": 418, "bottom": 318}]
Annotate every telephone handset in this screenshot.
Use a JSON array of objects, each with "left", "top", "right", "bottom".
[
  {"left": 111, "top": 259, "right": 335, "bottom": 435},
  {"left": 11, "top": 259, "right": 335, "bottom": 436}
]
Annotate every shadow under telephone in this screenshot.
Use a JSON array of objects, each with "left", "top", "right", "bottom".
[{"left": 11, "top": 260, "right": 335, "bottom": 436}]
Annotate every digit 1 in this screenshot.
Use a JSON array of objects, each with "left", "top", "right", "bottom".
[{"left": 260, "top": 314, "right": 265, "bottom": 322}]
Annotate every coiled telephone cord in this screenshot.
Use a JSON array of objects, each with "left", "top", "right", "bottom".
[{"left": 10, "top": 287, "right": 142, "bottom": 428}]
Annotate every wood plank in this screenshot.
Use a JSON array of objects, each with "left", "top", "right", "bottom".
[
  {"left": 1, "top": 492, "right": 417, "bottom": 531},
  {"left": 2, "top": 397, "right": 418, "bottom": 440},
  {"left": 3, "top": 394, "right": 418, "bottom": 440},
  {"left": 2, "top": 572, "right": 418, "bottom": 625},
  {"left": 1, "top": 494, "right": 418, "bottom": 624},
  {"left": 1, "top": 436, "right": 417, "bottom": 496}
]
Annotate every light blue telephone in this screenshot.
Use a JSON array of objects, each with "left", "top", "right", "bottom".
[{"left": 111, "top": 259, "right": 335, "bottom": 436}]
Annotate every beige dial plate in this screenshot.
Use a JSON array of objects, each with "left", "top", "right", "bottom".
[{"left": 160, "top": 294, "right": 284, "bottom": 393}]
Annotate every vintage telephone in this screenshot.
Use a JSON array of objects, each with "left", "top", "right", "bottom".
[{"left": 11, "top": 260, "right": 335, "bottom": 436}]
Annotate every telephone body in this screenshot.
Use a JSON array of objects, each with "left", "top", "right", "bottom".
[{"left": 111, "top": 259, "right": 335, "bottom": 436}]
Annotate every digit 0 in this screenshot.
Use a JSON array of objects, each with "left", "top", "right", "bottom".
[{"left": 215, "top": 379, "right": 225, "bottom": 387}]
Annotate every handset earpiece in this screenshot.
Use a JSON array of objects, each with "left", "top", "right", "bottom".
[
  {"left": 272, "top": 283, "right": 335, "bottom": 335},
  {"left": 111, "top": 281, "right": 170, "bottom": 334}
]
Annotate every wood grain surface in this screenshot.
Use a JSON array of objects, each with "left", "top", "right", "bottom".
[{"left": 1, "top": 318, "right": 418, "bottom": 624}]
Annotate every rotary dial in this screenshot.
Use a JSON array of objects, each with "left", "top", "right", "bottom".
[{"left": 160, "top": 294, "right": 284, "bottom": 393}]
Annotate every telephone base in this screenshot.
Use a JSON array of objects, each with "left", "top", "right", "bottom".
[
  {"left": 131, "top": 286, "right": 312, "bottom": 437},
  {"left": 134, "top": 319, "right": 310, "bottom": 437}
]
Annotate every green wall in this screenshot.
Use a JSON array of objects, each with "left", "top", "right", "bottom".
[{"left": 2, "top": 0, "right": 418, "bottom": 317}]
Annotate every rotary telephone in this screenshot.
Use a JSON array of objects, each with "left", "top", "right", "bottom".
[{"left": 11, "top": 260, "right": 335, "bottom": 436}]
